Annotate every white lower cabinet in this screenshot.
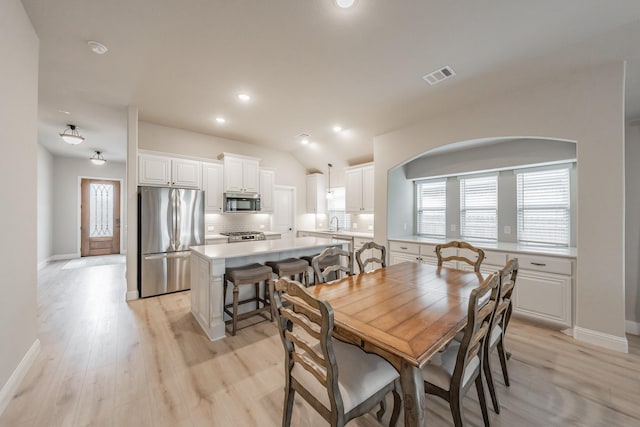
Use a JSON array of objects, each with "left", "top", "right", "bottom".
[{"left": 510, "top": 254, "right": 573, "bottom": 328}]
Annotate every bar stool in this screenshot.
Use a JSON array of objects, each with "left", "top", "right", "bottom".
[
  {"left": 300, "top": 253, "right": 340, "bottom": 284},
  {"left": 266, "top": 258, "right": 310, "bottom": 287},
  {"left": 223, "top": 263, "right": 273, "bottom": 336}
]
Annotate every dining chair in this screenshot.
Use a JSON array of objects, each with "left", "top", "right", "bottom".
[
  {"left": 483, "top": 258, "right": 519, "bottom": 413},
  {"left": 435, "top": 241, "right": 485, "bottom": 272},
  {"left": 270, "top": 278, "right": 401, "bottom": 427},
  {"left": 355, "top": 241, "right": 387, "bottom": 273},
  {"left": 421, "top": 272, "right": 500, "bottom": 427},
  {"left": 312, "top": 246, "right": 353, "bottom": 284}
]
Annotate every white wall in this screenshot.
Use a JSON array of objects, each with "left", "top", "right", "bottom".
[
  {"left": 374, "top": 62, "right": 627, "bottom": 345},
  {"left": 625, "top": 124, "right": 640, "bottom": 329},
  {"left": 38, "top": 146, "right": 54, "bottom": 265},
  {"left": 0, "top": 0, "right": 39, "bottom": 405},
  {"left": 52, "top": 156, "right": 126, "bottom": 257}
]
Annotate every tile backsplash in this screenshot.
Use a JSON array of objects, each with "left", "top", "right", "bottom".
[{"left": 205, "top": 213, "right": 271, "bottom": 233}]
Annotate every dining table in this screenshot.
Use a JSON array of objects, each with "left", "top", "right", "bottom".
[{"left": 303, "top": 261, "right": 485, "bottom": 427}]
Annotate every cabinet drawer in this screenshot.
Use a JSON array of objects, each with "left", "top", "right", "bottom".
[
  {"left": 513, "top": 254, "right": 572, "bottom": 275},
  {"left": 354, "top": 238, "right": 373, "bottom": 248},
  {"left": 419, "top": 244, "right": 436, "bottom": 258},
  {"left": 482, "top": 250, "right": 507, "bottom": 267},
  {"left": 389, "top": 241, "right": 420, "bottom": 255}
]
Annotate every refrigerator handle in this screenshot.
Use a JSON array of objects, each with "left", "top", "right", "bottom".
[
  {"left": 174, "top": 189, "right": 181, "bottom": 249},
  {"left": 171, "top": 189, "right": 177, "bottom": 251}
]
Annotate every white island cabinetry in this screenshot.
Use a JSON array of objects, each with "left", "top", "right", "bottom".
[{"left": 190, "top": 237, "right": 347, "bottom": 340}]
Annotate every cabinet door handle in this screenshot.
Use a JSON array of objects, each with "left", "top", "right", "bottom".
[
  {"left": 400, "top": 246, "right": 408, "bottom": 250},
  {"left": 531, "top": 262, "right": 547, "bottom": 266}
]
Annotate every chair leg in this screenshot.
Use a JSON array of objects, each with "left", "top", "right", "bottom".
[
  {"left": 232, "top": 285, "right": 239, "bottom": 336},
  {"left": 497, "top": 340, "right": 510, "bottom": 387},
  {"left": 475, "top": 375, "right": 491, "bottom": 427},
  {"left": 254, "top": 282, "right": 260, "bottom": 310},
  {"left": 450, "top": 391, "right": 464, "bottom": 427},
  {"left": 267, "top": 280, "right": 274, "bottom": 322},
  {"left": 376, "top": 398, "right": 387, "bottom": 421},
  {"left": 483, "top": 352, "right": 500, "bottom": 413},
  {"left": 389, "top": 387, "right": 402, "bottom": 427},
  {"left": 282, "top": 385, "right": 295, "bottom": 427}
]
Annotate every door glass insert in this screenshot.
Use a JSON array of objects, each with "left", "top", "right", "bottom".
[{"left": 89, "top": 183, "right": 114, "bottom": 237}]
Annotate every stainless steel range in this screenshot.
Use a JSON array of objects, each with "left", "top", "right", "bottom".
[{"left": 220, "top": 231, "right": 266, "bottom": 243}]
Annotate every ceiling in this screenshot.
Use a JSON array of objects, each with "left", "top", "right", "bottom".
[{"left": 21, "top": 0, "right": 640, "bottom": 171}]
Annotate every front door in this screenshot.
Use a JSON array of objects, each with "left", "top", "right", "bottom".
[{"left": 81, "top": 179, "right": 121, "bottom": 257}]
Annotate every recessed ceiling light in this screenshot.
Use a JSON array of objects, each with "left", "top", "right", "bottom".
[
  {"left": 87, "top": 40, "right": 108, "bottom": 55},
  {"left": 237, "top": 93, "right": 251, "bottom": 102},
  {"left": 297, "top": 133, "right": 310, "bottom": 145},
  {"left": 333, "top": 125, "right": 342, "bottom": 132},
  {"left": 215, "top": 117, "right": 226, "bottom": 124},
  {"left": 301, "top": 138, "right": 309, "bottom": 145},
  {"left": 335, "top": 0, "right": 356, "bottom": 8}
]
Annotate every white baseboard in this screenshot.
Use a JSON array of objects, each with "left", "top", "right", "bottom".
[
  {"left": 626, "top": 320, "right": 640, "bottom": 336},
  {"left": 0, "top": 339, "right": 40, "bottom": 416},
  {"left": 126, "top": 290, "right": 139, "bottom": 301},
  {"left": 49, "top": 253, "right": 79, "bottom": 261},
  {"left": 573, "top": 326, "right": 629, "bottom": 353},
  {"left": 37, "top": 259, "right": 49, "bottom": 270}
]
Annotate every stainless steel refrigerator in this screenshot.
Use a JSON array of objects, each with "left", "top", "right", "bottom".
[{"left": 138, "top": 186, "right": 204, "bottom": 297}]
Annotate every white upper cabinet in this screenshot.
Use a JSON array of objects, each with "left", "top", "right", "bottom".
[
  {"left": 202, "top": 162, "right": 224, "bottom": 213},
  {"left": 259, "top": 168, "right": 275, "bottom": 212},
  {"left": 221, "top": 153, "right": 260, "bottom": 193},
  {"left": 345, "top": 163, "right": 374, "bottom": 213},
  {"left": 138, "top": 154, "right": 201, "bottom": 188},
  {"left": 306, "top": 173, "right": 326, "bottom": 213}
]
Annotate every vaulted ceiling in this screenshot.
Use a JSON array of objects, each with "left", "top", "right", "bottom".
[{"left": 22, "top": 0, "right": 640, "bottom": 172}]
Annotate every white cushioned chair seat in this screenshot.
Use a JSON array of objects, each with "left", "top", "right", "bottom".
[
  {"left": 291, "top": 339, "right": 399, "bottom": 413},
  {"left": 421, "top": 341, "right": 479, "bottom": 391}
]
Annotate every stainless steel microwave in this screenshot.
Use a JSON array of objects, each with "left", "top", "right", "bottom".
[{"left": 224, "top": 192, "right": 261, "bottom": 212}]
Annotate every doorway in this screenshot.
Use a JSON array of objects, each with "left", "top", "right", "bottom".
[
  {"left": 273, "top": 186, "right": 296, "bottom": 239},
  {"left": 80, "top": 178, "right": 121, "bottom": 257}
]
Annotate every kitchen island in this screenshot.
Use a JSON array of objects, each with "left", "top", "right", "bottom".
[{"left": 190, "top": 237, "right": 347, "bottom": 340}]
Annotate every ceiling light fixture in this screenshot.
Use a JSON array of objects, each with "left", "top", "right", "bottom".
[
  {"left": 335, "top": 0, "right": 356, "bottom": 8},
  {"left": 58, "top": 109, "right": 71, "bottom": 115},
  {"left": 216, "top": 117, "right": 226, "bottom": 124},
  {"left": 333, "top": 125, "right": 342, "bottom": 132},
  {"left": 237, "top": 93, "right": 251, "bottom": 102},
  {"left": 326, "top": 163, "right": 334, "bottom": 199},
  {"left": 90, "top": 151, "right": 106, "bottom": 165},
  {"left": 87, "top": 40, "right": 108, "bottom": 55},
  {"left": 298, "top": 133, "right": 310, "bottom": 145},
  {"left": 59, "top": 124, "right": 85, "bottom": 145}
]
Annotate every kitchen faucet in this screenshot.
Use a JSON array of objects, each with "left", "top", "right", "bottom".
[{"left": 329, "top": 216, "right": 340, "bottom": 231}]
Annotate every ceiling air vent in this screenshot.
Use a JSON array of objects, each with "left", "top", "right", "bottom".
[{"left": 422, "top": 66, "right": 456, "bottom": 86}]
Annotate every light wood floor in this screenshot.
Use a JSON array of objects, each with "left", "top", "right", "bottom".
[{"left": 1, "top": 256, "right": 639, "bottom": 427}]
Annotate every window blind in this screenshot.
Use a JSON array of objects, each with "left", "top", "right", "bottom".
[
  {"left": 416, "top": 179, "right": 446, "bottom": 237},
  {"left": 460, "top": 174, "right": 497, "bottom": 241},
  {"left": 516, "top": 166, "right": 570, "bottom": 246},
  {"left": 327, "top": 187, "right": 352, "bottom": 230}
]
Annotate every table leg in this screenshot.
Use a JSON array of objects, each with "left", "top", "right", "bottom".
[{"left": 399, "top": 361, "right": 426, "bottom": 427}]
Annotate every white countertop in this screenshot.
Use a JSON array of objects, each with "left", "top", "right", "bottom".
[
  {"left": 298, "top": 229, "right": 374, "bottom": 239},
  {"left": 191, "top": 237, "right": 345, "bottom": 260},
  {"left": 388, "top": 235, "right": 577, "bottom": 258}
]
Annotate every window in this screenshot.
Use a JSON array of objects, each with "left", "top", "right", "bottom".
[
  {"left": 460, "top": 174, "right": 498, "bottom": 241},
  {"left": 327, "top": 187, "right": 351, "bottom": 230},
  {"left": 516, "top": 166, "right": 570, "bottom": 246},
  {"left": 416, "top": 179, "right": 446, "bottom": 237}
]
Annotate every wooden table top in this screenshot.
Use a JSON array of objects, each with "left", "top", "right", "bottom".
[{"left": 305, "top": 262, "right": 485, "bottom": 369}]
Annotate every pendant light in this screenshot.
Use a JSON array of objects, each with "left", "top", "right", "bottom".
[
  {"left": 326, "top": 163, "right": 334, "bottom": 199},
  {"left": 90, "top": 151, "right": 106, "bottom": 165},
  {"left": 59, "top": 124, "right": 85, "bottom": 145}
]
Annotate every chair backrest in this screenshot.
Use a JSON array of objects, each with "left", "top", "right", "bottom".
[
  {"left": 312, "top": 246, "right": 352, "bottom": 283},
  {"left": 435, "top": 241, "right": 485, "bottom": 272},
  {"left": 497, "top": 258, "right": 519, "bottom": 332},
  {"left": 270, "top": 278, "right": 344, "bottom": 416},
  {"left": 355, "top": 241, "right": 387, "bottom": 273},
  {"left": 453, "top": 272, "right": 500, "bottom": 387}
]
